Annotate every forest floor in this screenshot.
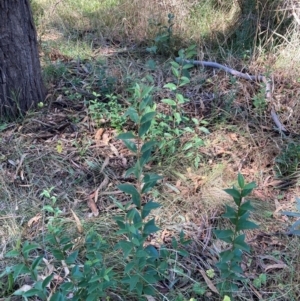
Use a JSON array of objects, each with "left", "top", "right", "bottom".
[{"left": 1, "top": 1, "right": 300, "bottom": 300}]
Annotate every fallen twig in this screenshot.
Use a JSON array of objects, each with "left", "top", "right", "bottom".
[{"left": 176, "top": 58, "right": 287, "bottom": 134}]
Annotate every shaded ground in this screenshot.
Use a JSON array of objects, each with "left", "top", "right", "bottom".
[{"left": 1, "top": 39, "right": 300, "bottom": 299}]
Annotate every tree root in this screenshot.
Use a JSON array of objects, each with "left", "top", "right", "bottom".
[{"left": 175, "top": 58, "right": 287, "bottom": 134}]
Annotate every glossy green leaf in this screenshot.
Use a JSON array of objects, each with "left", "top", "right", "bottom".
[
  {"left": 237, "top": 173, "right": 245, "bottom": 188},
  {"left": 31, "top": 255, "right": 43, "bottom": 272},
  {"left": 13, "top": 264, "right": 30, "bottom": 281},
  {"left": 139, "top": 121, "right": 152, "bottom": 137},
  {"left": 42, "top": 205, "right": 54, "bottom": 213},
  {"left": 145, "top": 245, "right": 159, "bottom": 259},
  {"left": 5, "top": 249, "right": 20, "bottom": 258},
  {"left": 236, "top": 213, "right": 258, "bottom": 231},
  {"left": 172, "top": 66, "right": 179, "bottom": 78},
  {"left": 243, "top": 181, "right": 257, "bottom": 191},
  {"left": 52, "top": 249, "right": 64, "bottom": 260},
  {"left": 50, "top": 292, "right": 65, "bottom": 301},
  {"left": 141, "top": 140, "right": 156, "bottom": 153},
  {"left": 123, "top": 275, "right": 139, "bottom": 291},
  {"left": 22, "top": 243, "right": 39, "bottom": 253},
  {"left": 161, "top": 98, "right": 176, "bottom": 106},
  {"left": 176, "top": 93, "right": 185, "bottom": 104},
  {"left": 224, "top": 188, "right": 241, "bottom": 200},
  {"left": 183, "top": 142, "right": 193, "bottom": 151},
  {"left": 123, "top": 139, "right": 137, "bottom": 153},
  {"left": 233, "top": 234, "right": 250, "bottom": 252},
  {"left": 170, "top": 61, "right": 180, "bottom": 68},
  {"left": 71, "top": 265, "right": 83, "bottom": 280},
  {"left": 42, "top": 274, "right": 53, "bottom": 289},
  {"left": 143, "top": 284, "right": 156, "bottom": 295},
  {"left": 118, "top": 183, "right": 139, "bottom": 196},
  {"left": 66, "top": 250, "right": 79, "bottom": 264},
  {"left": 115, "top": 240, "right": 134, "bottom": 257},
  {"left": 142, "top": 174, "right": 162, "bottom": 194},
  {"left": 179, "top": 76, "right": 190, "bottom": 86},
  {"left": 139, "top": 95, "right": 153, "bottom": 110},
  {"left": 182, "top": 63, "right": 194, "bottom": 69},
  {"left": 126, "top": 107, "right": 139, "bottom": 123},
  {"left": 141, "top": 201, "right": 161, "bottom": 219},
  {"left": 219, "top": 249, "right": 234, "bottom": 262},
  {"left": 141, "top": 85, "right": 154, "bottom": 98},
  {"left": 125, "top": 261, "right": 135, "bottom": 273},
  {"left": 239, "top": 200, "right": 255, "bottom": 212},
  {"left": 214, "top": 229, "right": 234, "bottom": 240},
  {"left": 141, "top": 112, "right": 156, "bottom": 124},
  {"left": 143, "top": 218, "right": 160, "bottom": 235},
  {"left": 117, "top": 132, "right": 136, "bottom": 140},
  {"left": 241, "top": 189, "right": 253, "bottom": 197},
  {"left": 163, "top": 83, "right": 177, "bottom": 91},
  {"left": 224, "top": 188, "right": 241, "bottom": 205},
  {"left": 222, "top": 205, "right": 237, "bottom": 219},
  {"left": 136, "top": 280, "right": 143, "bottom": 295},
  {"left": 199, "top": 126, "right": 210, "bottom": 134},
  {"left": 140, "top": 148, "right": 151, "bottom": 167}
]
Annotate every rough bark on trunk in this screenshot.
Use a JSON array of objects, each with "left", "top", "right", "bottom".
[{"left": 0, "top": 0, "right": 46, "bottom": 119}]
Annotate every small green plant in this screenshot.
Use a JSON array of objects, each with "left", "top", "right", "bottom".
[
  {"left": 0, "top": 189, "right": 115, "bottom": 301},
  {"left": 281, "top": 196, "right": 300, "bottom": 236},
  {"left": 115, "top": 82, "right": 190, "bottom": 297},
  {"left": 0, "top": 81, "right": 191, "bottom": 301},
  {"left": 147, "top": 13, "right": 175, "bottom": 55},
  {"left": 43, "top": 61, "right": 67, "bottom": 83},
  {"left": 214, "top": 174, "right": 258, "bottom": 297},
  {"left": 253, "top": 273, "right": 267, "bottom": 289},
  {"left": 88, "top": 94, "right": 126, "bottom": 130},
  {"left": 275, "top": 142, "right": 300, "bottom": 178},
  {"left": 149, "top": 45, "right": 209, "bottom": 167},
  {"left": 252, "top": 84, "right": 267, "bottom": 113}
]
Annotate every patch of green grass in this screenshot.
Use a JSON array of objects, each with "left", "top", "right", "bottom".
[
  {"left": 275, "top": 142, "right": 300, "bottom": 178},
  {"left": 42, "top": 60, "right": 68, "bottom": 83}
]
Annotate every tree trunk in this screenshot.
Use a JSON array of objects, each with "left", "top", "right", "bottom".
[{"left": 0, "top": 0, "right": 45, "bottom": 119}]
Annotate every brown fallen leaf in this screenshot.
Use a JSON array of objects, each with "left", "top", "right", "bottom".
[
  {"left": 102, "top": 132, "right": 110, "bottom": 145},
  {"left": 71, "top": 209, "right": 83, "bottom": 233},
  {"left": 110, "top": 144, "right": 119, "bottom": 156},
  {"left": 229, "top": 132, "right": 238, "bottom": 141},
  {"left": 95, "top": 128, "right": 105, "bottom": 146},
  {"left": 259, "top": 255, "right": 288, "bottom": 272},
  {"left": 27, "top": 213, "right": 42, "bottom": 227},
  {"left": 265, "top": 263, "right": 288, "bottom": 272},
  {"left": 88, "top": 192, "right": 99, "bottom": 217}
]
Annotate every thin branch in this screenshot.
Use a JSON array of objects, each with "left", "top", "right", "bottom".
[{"left": 176, "top": 58, "right": 287, "bottom": 134}]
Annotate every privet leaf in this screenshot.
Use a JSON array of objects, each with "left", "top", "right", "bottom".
[
  {"left": 139, "top": 121, "right": 152, "bottom": 137},
  {"left": 123, "top": 140, "right": 137, "bottom": 153},
  {"left": 161, "top": 98, "right": 176, "bottom": 106},
  {"left": 233, "top": 234, "right": 250, "bottom": 252},
  {"left": 117, "top": 132, "right": 136, "bottom": 140},
  {"left": 141, "top": 140, "right": 156, "bottom": 153},
  {"left": 141, "top": 112, "right": 156, "bottom": 124},
  {"left": 237, "top": 173, "right": 245, "bottom": 188},
  {"left": 118, "top": 184, "right": 141, "bottom": 207},
  {"left": 126, "top": 107, "right": 139, "bottom": 123},
  {"left": 163, "top": 83, "right": 177, "bottom": 91},
  {"left": 143, "top": 219, "right": 160, "bottom": 235},
  {"left": 141, "top": 201, "right": 161, "bottom": 219}
]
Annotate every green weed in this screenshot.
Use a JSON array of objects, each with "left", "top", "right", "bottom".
[
  {"left": 275, "top": 142, "right": 300, "bottom": 178},
  {"left": 214, "top": 173, "right": 258, "bottom": 297}
]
